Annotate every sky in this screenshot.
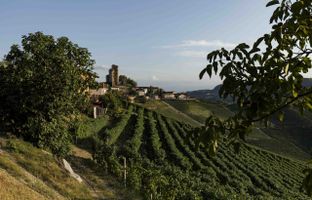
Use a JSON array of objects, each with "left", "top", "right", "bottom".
[{"left": 0, "top": 0, "right": 286, "bottom": 91}]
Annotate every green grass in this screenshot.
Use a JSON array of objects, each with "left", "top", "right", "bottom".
[
  {"left": 0, "top": 169, "right": 49, "bottom": 200},
  {"left": 0, "top": 136, "right": 141, "bottom": 200},
  {"left": 0, "top": 138, "right": 93, "bottom": 199},
  {"left": 165, "top": 100, "right": 233, "bottom": 123},
  {"left": 78, "top": 115, "right": 110, "bottom": 139},
  {"left": 139, "top": 100, "right": 201, "bottom": 126}
]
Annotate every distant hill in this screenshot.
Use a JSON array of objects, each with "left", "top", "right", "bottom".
[
  {"left": 186, "top": 84, "right": 223, "bottom": 101},
  {"left": 188, "top": 78, "right": 312, "bottom": 101},
  {"left": 303, "top": 78, "right": 312, "bottom": 87}
]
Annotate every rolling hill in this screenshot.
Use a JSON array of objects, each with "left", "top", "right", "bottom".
[
  {"left": 164, "top": 99, "right": 312, "bottom": 160},
  {"left": 88, "top": 104, "right": 312, "bottom": 199}
]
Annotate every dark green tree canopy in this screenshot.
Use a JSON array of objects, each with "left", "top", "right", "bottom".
[
  {"left": 119, "top": 75, "right": 137, "bottom": 88},
  {"left": 0, "top": 32, "right": 97, "bottom": 156},
  {"left": 199, "top": 0, "right": 312, "bottom": 195},
  {"left": 200, "top": 0, "right": 312, "bottom": 148}
]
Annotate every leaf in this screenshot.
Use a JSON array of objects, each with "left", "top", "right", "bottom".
[
  {"left": 306, "top": 102, "right": 312, "bottom": 111},
  {"left": 253, "top": 37, "right": 264, "bottom": 49},
  {"left": 278, "top": 111, "right": 284, "bottom": 122},
  {"left": 213, "top": 62, "right": 218, "bottom": 75},
  {"left": 291, "top": 1, "right": 303, "bottom": 14},
  {"left": 199, "top": 69, "right": 206, "bottom": 80},
  {"left": 206, "top": 64, "right": 212, "bottom": 77},
  {"left": 266, "top": 0, "right": 279, "bottom": 7},
  {"left": 236, "top": 43, "right": 250, "bottom": 50},
  {"left": 250, "top": 47, "right": 260, "bottom": 54},
  {"left": 292, "top": 90, "right": 298, "bottom": 98}
]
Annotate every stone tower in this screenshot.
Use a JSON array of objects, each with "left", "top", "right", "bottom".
[{"left": 106, "top": 64, "right": 119, "bottom": 87}]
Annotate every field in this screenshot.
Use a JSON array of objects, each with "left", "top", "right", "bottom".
[
  {"left": 165, "top": 100, "right": 233, "bottom": 122},
  {"left": 165, "top": 100, "right": 311, "bottom": 160},
  {"left": 138, "top": 100, "right": 202, "bottom": 126},
  {"left": 90, "top": 104, "right": 311, "bottom": 199}
]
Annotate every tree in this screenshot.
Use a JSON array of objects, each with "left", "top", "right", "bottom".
[
  {"left": 119, "top": 75, "right": 137, "bottom": 88},
  {"left": 199, "top": 0, "right": 312, "bottom": 195},
  {"left": 0, "top": 32, "right": 97, "bottom": 156}
]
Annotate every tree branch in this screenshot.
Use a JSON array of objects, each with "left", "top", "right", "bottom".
[{"left": 249, "top": 88, "right": 312, "bottom": 123}]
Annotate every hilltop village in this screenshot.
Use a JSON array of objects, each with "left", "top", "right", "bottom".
[{"left": 89, "top": 64, "right": 193, "bottom": 104}]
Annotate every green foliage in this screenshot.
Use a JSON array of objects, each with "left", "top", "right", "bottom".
[
  {"left": 199, "top": 0, "right": 312, "bottom": 140},
  {"left": 91, "top": 103, "right": 310, "bottom": 199},
  {"left": 104, "top": 105, "right": 133, "bottom": 145},
  {"left": 166, "top": 119, "right": 203, "bottom": 170},
  {"left": 0, "top": 32, "right": 97, "bottom": 156},
  {"left": 146, "top": 111, "right": 166, "bottom": 161},
  {"left": 156, "top": 114, "right": 192, "bottom": 169},
  {"left": 2, "top": 138, "right": 93, "bottom": 199},
  {"left": 99, "top": 91, "right": 124, "bottom": 117},
  {"left": 93, "top": 140, "right": 122, "bottom": 176},
  {"left": 119, "top": 75, "right": 137, "bottom": 88},
  {"left": 124, "top": 108, "right": 145, "bottom": 159},
  {"left": 199, "top": 1, "right": 312, "bottom": 195}
]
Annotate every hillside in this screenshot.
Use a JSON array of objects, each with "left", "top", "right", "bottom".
[
  {"left": 0, "top": 102, "right": 311, "bottom": 199},
  {"left": 89, "top": 104, "right": 311, "bottom": 199},
  {"left": 137, "top": 100, "right": 202, "bottom": 126},
  {"left": 165, "top": 100, "right": 312, "bottom": 160},
  {"left": 187, "top": 78, "right": 312, "bottom": 102},
  {"left": 0, "top": 134, "right": 140, "bottom": 200}
]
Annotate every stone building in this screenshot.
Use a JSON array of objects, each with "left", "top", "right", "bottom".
[
  {"left": 162, "top": 91, "right": 176, "bottom": 99},
  {"left": 106, "top": 64, "right": 119, "bottom": 87}
]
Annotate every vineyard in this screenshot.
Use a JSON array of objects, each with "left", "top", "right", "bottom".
[{"left": 91, "top": 104, "right": 311, "bottom": 200}]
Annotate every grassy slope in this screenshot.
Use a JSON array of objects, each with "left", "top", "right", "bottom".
[
  {"left": 0, "top": 138, "right": 91, "bottom": 200},
  {"left": 138, "top": 100, "right": 202, "bottom": 126},
  {"left": 165, "top": 99, "right": 233, "bottom": 122},
  {"left": 166, "top": 100, "right": 311, "bottom": 160},
  {"left": 0, "top": 169, "right": 49, "bottom": 200},
  {"left": 0, "top": 115, "right": 141, "bottom": 200}
]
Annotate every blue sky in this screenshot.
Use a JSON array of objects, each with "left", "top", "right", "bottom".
[{"left": 1, "top": 0, "right": 279, "bottom": 91}]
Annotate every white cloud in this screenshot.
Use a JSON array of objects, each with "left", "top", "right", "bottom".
[
  {"left": 162, "top": 40, "right": 236, "bottom": 49},
  {"left": 94, "top": 64, "right": 109, "bottom": 71},
  {"left": 176, "top": 50, "right": 207, "bottom": 58},
  {"left": 152, "top": 75, "right": 159, "bottom": 81}
]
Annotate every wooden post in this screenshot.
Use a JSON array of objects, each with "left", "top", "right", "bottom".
[{"left": 93, "top": 106, "right": 97, "bottom": 119}]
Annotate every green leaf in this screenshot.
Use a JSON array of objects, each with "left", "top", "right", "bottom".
[
  {"left": 236, "top": 43, "right": 250, "bottom": 50},
  {"left": 253, "top": 37, "right": 264, "bottom": 49},
  {"left": 292, "top": 90, "right": 298, "bottom": 98},
  {"left": 199, "top": 69, "right": 206, "bottom": 80},
  {"left": 266, "top": 0, "right": 279, "bottom": 7},
  {"left": 250, "top": 47, "right": 260, "bottom": 54},
  {"left": 213, "top": 62, "right": 218, "bottom": 75},
  {"left": 206, "top": 64, "right": 212, "bottom": 77},
  {"left": 278, "top": 111, "right": 284, "bottom": 122}
]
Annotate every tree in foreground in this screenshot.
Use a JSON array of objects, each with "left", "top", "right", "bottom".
[
  {"left": 199, "top": 0, "right": 312, "bottom": 195},
  {"left": 0, "top": 32, "right": 97, "bottom": 156}
]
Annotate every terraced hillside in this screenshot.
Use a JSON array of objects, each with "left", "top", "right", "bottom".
[
  {"left": 93, "top": 104, "right": 311, "bottom": 199},
  {"left": 165, "top": 100, "right": 311, "bottom": 160}
]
